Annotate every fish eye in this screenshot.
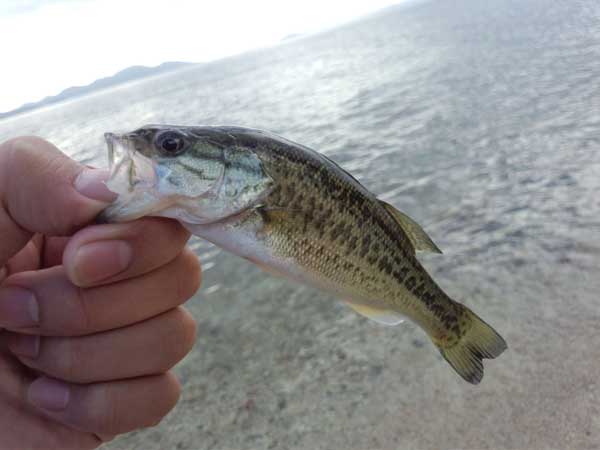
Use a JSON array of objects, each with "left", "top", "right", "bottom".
[{"left": 155, "top": 131, "right": 187, "bottom": 156}]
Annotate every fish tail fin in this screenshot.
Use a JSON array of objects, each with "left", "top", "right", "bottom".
[{"left": 435, "top": 305, "right": 507, "bottom": 384}]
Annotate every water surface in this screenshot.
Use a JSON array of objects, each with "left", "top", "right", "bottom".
[{"left": 1, "top": 0, "right": 599, "bottom": 448}]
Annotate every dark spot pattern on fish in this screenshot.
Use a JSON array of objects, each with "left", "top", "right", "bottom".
[
  {"left": 413, "top": 283, "right": 425, "bottom": 298},
  {"left": 422, "top": 291, "right": 435, "bottom": 306},
  {"left": 393, "top": 267, "right": 409, "bottom": 283},
  {"left": 218, "top": 126, "right": 469, "bottom": 342}
]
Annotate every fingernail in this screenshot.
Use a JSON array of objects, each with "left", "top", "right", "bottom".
[
  {"left": 8, "top": 334, "right": 40, "bottom": 358},
  {"left": 28, "top": 377, "right": 70, "bottom": 412},
  {"left": 0, "top": 286, "right": 39, "bottom": 328},
  {"left": 73, "top": 240, "right": 133, "bottom": 285},
  {"left": 74, "top": 168, "right": 115, "bottom": 203}
]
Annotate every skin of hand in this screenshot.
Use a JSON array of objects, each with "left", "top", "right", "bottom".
[{"left": 0, "top": 137, "right": 201, "bottom": 450}]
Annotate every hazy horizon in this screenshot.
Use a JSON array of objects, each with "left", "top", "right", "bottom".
[
  {"left": 1, "top": 0, "right": 599, "bottom": 448},
  {"left": 0, "top": 0, "right": 407, "bottom": 113}
]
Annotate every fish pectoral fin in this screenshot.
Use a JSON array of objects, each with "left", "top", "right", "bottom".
[
  {"left": 344, "top": 300, "right": 405, "bottom": 326},
  {"left": 379, "top": 200, "right": 443, "bottom": 254}
]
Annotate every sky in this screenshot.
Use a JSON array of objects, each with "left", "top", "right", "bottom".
[{"left": 0, "top": 0, "right": 402, "bottom": 113}]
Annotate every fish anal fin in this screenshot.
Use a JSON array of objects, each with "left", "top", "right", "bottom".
[
  {"left": 379, "top": 200, "right": 442, "bottom": 254},
  {"left": 344, "top": 300, "right": 405, "bottom": 326}
]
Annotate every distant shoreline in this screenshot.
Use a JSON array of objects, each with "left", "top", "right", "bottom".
[{"left": 0, "top": 61, "right": 196, "bottom": 120}]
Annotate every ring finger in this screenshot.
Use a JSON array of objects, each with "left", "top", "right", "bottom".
[
  {"left": 26, "top": 372, "right": 181, "bottom": 438},
  {"left": 5, "top": 307, "right": 196, "bottom": 383}
]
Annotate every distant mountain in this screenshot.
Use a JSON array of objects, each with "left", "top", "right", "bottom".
[
  {"left": 0, "top": 61, "right": 195, "bottom": 119},
  {"left": 281, "top": 33, "right": 306, "bottom": 42}
]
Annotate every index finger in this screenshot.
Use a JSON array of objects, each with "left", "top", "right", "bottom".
[{"left": 62, "top": 217, "right": 191, "bottom": 288}]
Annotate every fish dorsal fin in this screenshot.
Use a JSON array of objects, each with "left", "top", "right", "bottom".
[
  {"left": 344, "top": 300, "right": 405, "bottom": 326},
  {"left": 379, "top": 200, "right": 442, "bottom": 254}
]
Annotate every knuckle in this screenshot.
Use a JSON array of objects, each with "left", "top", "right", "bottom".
[
  {"left": 52, "top": 338, "right": 81, "bottom": 382},
  {"left": 41, "top": 284, "right": 92, "bottom": 337},
  {"left": 5, "top": 137, "right": 55, "bottom": 177},
  {"left": 177, "top": 250, "right": 202, "bottom": 301},
  {"left": 132, "top": 217, "right": 183, "bottom": 250},
  {"left": 143, "top": 378, "right": 180, "bottom": 428},
  {"left": 0, "top": 138, "right": 23, "bottom": 191},
  {"left": 164, "top": 372, "right": 182, "bottom": 408},
  {"left": 130, "top": 219, "right": 153, "bottom": 241},
  {"left": 154, "top": 217, "right": 188, "bottom": 243},
  {"left": 0, "top": 136, "right": 86, "bottom": 236},
  {"left": 2, "top": 136, "right": 45, "bottom": 157},
  {"left": 0, "top": 137, "right": 15, "bottom": 158},
  {"left": 74, "top": 287, "right": 93, "bottom": 332},
  {"left": 178, "top": 308, "right": 197, "bottom": 353},
  {"left": 94, "top": 375, "right": 180, "bottom": 434},
  {"left": 159, "top": 309, "right": 197, "bottom": 370},
  {"left": 95, "top": 385, "right": 121, "bottom": 435}
]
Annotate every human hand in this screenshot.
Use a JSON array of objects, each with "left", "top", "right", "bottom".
[{"left": 0, "top": 137, "right": 200, "bottom": 449}]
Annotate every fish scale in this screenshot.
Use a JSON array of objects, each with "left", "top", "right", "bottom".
[
  {"left": 99, "top": 124, "right": 507, "bottom": 384},
  {"left": 259, "top": 144, "right": 442, "bottom": 319}
]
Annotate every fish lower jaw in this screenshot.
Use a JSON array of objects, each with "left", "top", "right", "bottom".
[{"left": 97, "top": 193, "right": 175, "bottom": 223}]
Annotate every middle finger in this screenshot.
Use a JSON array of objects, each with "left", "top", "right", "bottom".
[
  {"left": 0, "top": 248, "right": 200, "bottom": 336},
  {"left": 5, "top": 307, "right": 196, "bottom": 383},
  {"left": 63, "top": 217, "right": 191, "bottom": 288}
]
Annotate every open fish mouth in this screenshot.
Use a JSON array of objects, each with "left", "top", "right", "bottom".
[
  {"left": 97, "top": 133, "right": 172, "bottom": 223},
  {"left": 104, "top": 132, "right": 157, "bottom": 194}
]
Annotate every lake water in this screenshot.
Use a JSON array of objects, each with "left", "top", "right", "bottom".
[{"left": 1, "top": 0, "right": 600, "bottom": 448}]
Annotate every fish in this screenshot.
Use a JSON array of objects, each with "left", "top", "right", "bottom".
[{"left": 99, "top": 125, "right": 507, "bottom": 384}]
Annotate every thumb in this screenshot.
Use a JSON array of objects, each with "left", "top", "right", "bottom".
[{"left": 0, "top": 136, "right": 115, "bottom": 267}]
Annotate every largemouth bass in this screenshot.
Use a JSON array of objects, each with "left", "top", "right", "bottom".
[{"left": 99, "top": 125, "right": 507, "bottom": 384}]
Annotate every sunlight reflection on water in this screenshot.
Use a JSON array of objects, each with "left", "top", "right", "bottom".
[{"left": 1, "top": 0, "right": 600, "bottom": 448}]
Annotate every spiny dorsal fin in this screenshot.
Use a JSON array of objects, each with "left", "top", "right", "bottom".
[{"left": 379, "top": 200, "right": 443, "bottom": 254}]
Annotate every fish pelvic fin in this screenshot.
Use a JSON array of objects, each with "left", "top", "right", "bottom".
[
  {"left": 434, "top": 306, "right": 507, "bottom": 384},
  {"left": 378, "top": 200, "right": 442, "bottom": 254}
]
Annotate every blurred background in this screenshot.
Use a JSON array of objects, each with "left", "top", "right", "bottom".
[{"left": 1, "top": 0, "right": 599, "bottom": 448}]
